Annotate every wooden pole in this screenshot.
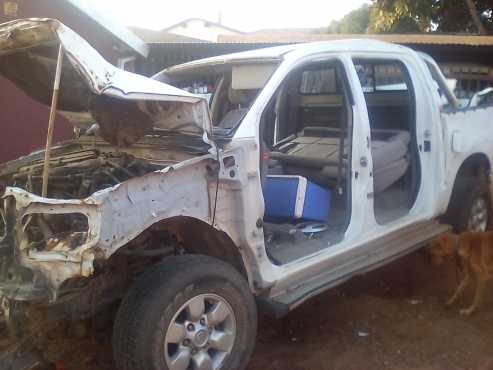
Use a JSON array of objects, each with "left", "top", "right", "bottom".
[{"left": 41, "top": 45, "right": 64, "bottom": 197}]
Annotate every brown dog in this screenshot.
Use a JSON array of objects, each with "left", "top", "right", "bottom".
[{"left": 429, "top": 231, "right": 493, "bottom": 315}]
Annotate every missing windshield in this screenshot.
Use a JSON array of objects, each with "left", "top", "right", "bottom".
[{"left": 155, "top": 61, "right": 280, "bottom": 136}]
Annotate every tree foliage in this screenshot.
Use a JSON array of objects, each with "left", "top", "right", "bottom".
[
  {"left": 369, "top": 0, "right": 493, "bottom": 34},
  {"left": 368, "top": 0, "right": 436, "bottom": 33},
  {"left": 328, "top": 4, "right": 371, "bottom": 33}
]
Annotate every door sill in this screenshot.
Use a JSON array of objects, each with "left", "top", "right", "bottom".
[{"left": 270, "top": 220, "right": 450, "bottom": 312}]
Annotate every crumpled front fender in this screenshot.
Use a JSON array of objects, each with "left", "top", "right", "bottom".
[{"left": 1, "top": 155, "right": 218, "bottom": 298}]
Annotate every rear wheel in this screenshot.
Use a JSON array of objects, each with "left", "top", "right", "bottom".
[
  {"left": 113, "top": 255, "right": 257, "bottom": 370},
  {"left": 466, "top": 193, "right": 489, "bottom": 231}
]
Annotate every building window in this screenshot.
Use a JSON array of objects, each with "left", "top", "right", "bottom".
[{"left": 3, "top": 1, "right": 19, "bottom": 17}]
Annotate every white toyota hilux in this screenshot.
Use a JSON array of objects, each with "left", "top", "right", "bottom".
[{"left": 0, "top": 19, "right": 492, "bottom": 370}]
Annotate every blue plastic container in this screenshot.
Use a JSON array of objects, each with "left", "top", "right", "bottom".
[{"left": 263, "top": 175, "right": 331, "bottom": 223}]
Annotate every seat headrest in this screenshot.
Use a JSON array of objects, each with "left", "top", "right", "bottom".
[{"left": 228, "top": 87, "right": 257, "bottom": 106}]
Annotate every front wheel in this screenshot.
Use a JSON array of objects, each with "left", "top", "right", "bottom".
[{"left": 113, "top": 255, "right": 257, "bottom": 370}]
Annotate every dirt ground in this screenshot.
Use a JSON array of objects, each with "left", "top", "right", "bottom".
[{"left": 21, "top": 250, "right": 493, "bottom": 370}]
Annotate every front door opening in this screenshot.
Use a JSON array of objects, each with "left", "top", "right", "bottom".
[{"left": 260, "top": 60, "right": 353, "bottom": 265}]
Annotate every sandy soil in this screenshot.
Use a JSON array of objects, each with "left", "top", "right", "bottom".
[
  {"left": 249, "top": 251, "right": 493, "bottom": 370},
  {"left": 21, "top": 250, "right": 493, "bottom": 370}
]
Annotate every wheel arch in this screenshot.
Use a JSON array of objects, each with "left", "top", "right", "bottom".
[
  {"left": 453, "top": 152, "right": 491, "bottom": 181},
  {"left": 120, "top": 216, "right": 251, "bottom": 283},
  {"left": 447, "top": 152, "right": 491, "bottom": 206}
]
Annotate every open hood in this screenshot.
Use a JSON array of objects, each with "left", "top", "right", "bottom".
[{"left": 0, "top": 18, "right": 212, "bottom": 147}]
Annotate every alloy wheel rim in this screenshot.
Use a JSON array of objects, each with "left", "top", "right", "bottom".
[
  {"left": 164, "top": 293, "right": 236, "bottom": 370},
  {"left": 468, "top": 197, "right": 489, "bottom": 232}
]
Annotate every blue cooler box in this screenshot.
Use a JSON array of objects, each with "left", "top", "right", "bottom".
[{"left": 263, "top": 175, "right": 331, "bottom": 223}]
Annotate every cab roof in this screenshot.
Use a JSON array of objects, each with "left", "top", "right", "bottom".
[{"left": 164, "top": 39, "right": 414, "bottom": 74}]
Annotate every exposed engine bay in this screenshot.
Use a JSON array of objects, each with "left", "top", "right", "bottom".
[
  {"left": 0, "top": 141, "right": 166, "bottom": 262},
  {"left": 0, "top": 132, "right": 211, "bottom": 289},
  {"left": 0, "top": 138, "right": 201, "bottom": 364},
  {"left": 0, "top": 145, "right": 162, "bottom": 200}
]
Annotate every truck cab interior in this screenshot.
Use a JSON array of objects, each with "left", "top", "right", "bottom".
[{"left": 259, "top": 59, "right": 420, "bottom": 265}]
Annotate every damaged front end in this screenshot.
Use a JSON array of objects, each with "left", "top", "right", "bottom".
[
  {"left": 0, "top": 184, "right": 103, "bottom": 301},
  {"left": 0, "top": 142, "right": 196, "bottom": 303},
  {"left": 0, "top": 18, "right": 217, "bottom": 315}
]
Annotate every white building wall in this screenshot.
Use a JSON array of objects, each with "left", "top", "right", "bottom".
[{"left": 167, "top": 19, "right": 240, "bottom": 42}]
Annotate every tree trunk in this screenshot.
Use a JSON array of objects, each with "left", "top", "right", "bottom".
[{"left": 465, "top": 0, "right": 487, "bottom": 34}]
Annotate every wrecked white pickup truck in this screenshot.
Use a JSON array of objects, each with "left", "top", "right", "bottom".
[{"left": 1, "top": 18, "right": 493, "bottom": 370}]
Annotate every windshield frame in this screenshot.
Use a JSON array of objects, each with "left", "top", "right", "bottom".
[{"left": 153, "top": 60, "right": 282, "bottom": 138}]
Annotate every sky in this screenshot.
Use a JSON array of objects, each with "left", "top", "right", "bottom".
[{"left": 86, "top": 0, "right": 370, "bottom": 32}]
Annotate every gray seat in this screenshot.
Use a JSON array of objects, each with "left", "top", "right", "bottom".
[
  {"left": 370, "top": 130, "right": 410, "bottom": 192},
  {"left": 270, "top": 128, "right": 410, "bottom": 192}
]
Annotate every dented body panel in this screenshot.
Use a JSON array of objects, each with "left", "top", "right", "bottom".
[
  {"left": 0, "top": 140, "right": 266, "bottom": 301},
  {"left": 2, "top": 156, "right": 212, "bottom": 297}
]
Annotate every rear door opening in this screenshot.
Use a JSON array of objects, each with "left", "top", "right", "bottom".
[{"left": 353, "top": 59, "right": 421, "bottom": 225}]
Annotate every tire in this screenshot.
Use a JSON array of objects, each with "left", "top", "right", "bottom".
[
  {"left": 444, "top": 176, "right": 490, "bottom": 232},
  {"left": 112, "top": 255, "right": 257, "bottom": 370}
]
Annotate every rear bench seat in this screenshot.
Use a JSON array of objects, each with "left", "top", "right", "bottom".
[{"left": 270, "top": 127, "right": 410, "bottom": 192}]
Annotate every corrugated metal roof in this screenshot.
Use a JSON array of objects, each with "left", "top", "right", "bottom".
[
  {"left": 138, "top": 36, "right": 493, "bottom": 76},
  {"left": 218, "top": 33, "right": 493, "bottom": 46}
]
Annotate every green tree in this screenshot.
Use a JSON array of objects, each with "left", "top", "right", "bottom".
[
  {"left": 369, "top": 0, "right": 438, "bottom": 33},
  {"left": 329, "top": 4, "right": 371, "bottom": 33},
  {"left": 369, "top": 0, "right": 493, "bottom": 34}
]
